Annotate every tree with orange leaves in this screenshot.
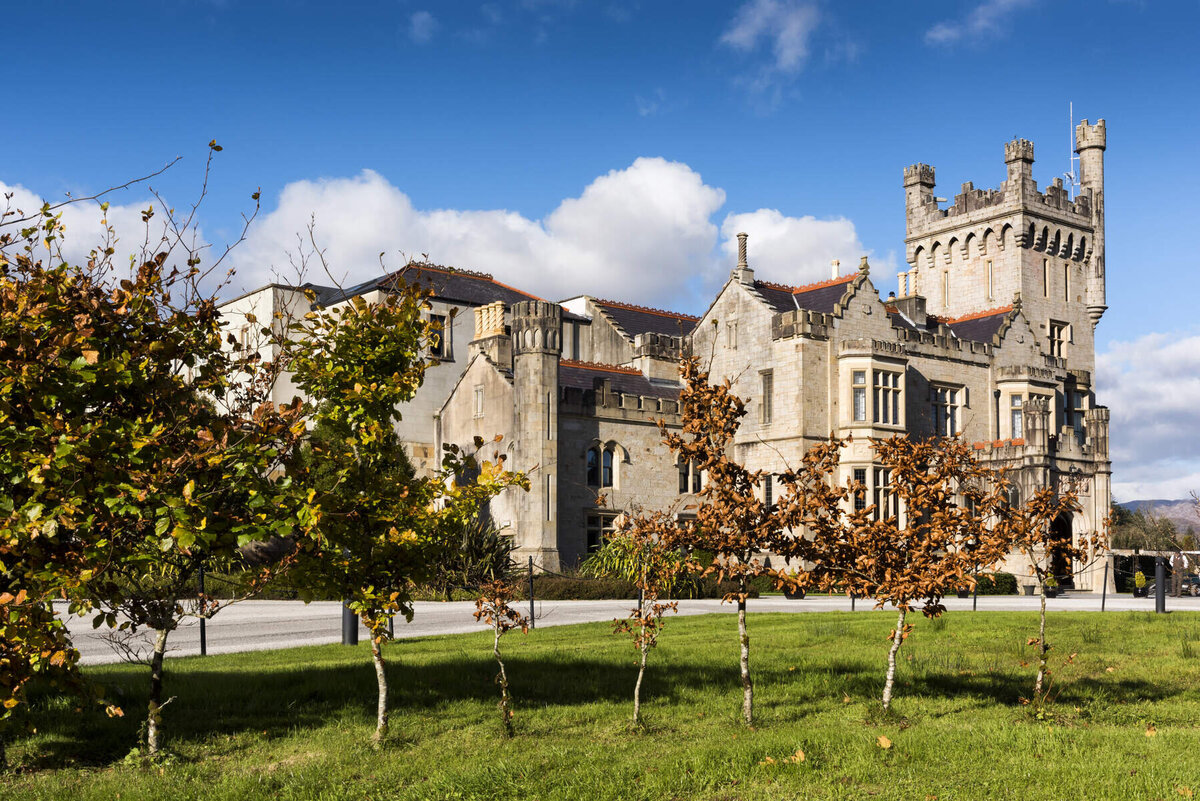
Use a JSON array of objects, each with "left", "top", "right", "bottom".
[
  {"left": 658, "top": 357, "right": 790, "bottom": 725},
  {"left": 781, "top": 435, "right": 1015, "bottom": 712},
  {"left": 473, "top": 579, "right": 529, "bottom": 737}
]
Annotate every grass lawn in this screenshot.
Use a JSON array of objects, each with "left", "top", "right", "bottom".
[{"left": 4, "top": 610, "right": 1200, "bottom": 800}]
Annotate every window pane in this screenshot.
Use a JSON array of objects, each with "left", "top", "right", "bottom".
[
  {"left": 587, "top": 448, "right": 599, "bottom": 487},
  {"left": 602, "top": 449, "right": 613, "bottom": 487},
  {"left": 854, "top": 387, "right": 866, "bottom": 421}
]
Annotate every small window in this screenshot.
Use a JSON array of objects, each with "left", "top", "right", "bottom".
[
  {"left": 430, "top": 313, "right": 448, "bottom": 359},
  {"left": 586, "top": 448, "right": 600, "bottom": 487},
  {"left": 1042, "top": 259, "right": 1049, "bottom": 298},
  {"left": 852, "top": 370, "right": 867, "bottom": 422},
  {"left": 726, "top": 320, "right": 738, "bottom": 350},
  {"left": 473, "top": 385, "right": 484, "bottom": 417},
  {"left": 760, "top": 370, "right": 773, "bottom": 424},
  {"left": 873, "top": 370, "right": 902, "bottom": 426},
  {"left": 1063, "top": 262, "right": 1070, "bottom": 302},
  {"left": 678, "top": 459, "right": 702, "bottom": 495},
  {"left": 1011, "top": 395, "right": 1024, "bottom": 439},
  {"left": 853, "top": 468, "right": 867, "bottom": 511},
  {"left": 586, "top": 511, "right": 618, "bottom": 553},
  {"left": 602, "top": 449, "right": 614, "bottom": 487},
  {"left": 872, "top": 467, "right": 893, "bottom": 521},
  {"left": 942, "top": 271, "right": 950, "bottom": 306},
  {"left": 763, "top": 475, "right": 774, "bottom": 510},
  {"left": 986, "top": 260, "right": 993, "bottom": 301},
  {"left": 932, "top": 386, "right": 960, "bottom": 437},
  {"left": 1048, "top": 321, "right": 1069, "bottom": 359}
]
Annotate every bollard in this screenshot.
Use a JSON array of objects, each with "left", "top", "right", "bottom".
[
  {"left": 342, "top": 601, "right": 359, "bottom": 645},
  {"left": 198, "top": 565, "right": 207, "bottom": 656},
  {"left": 972, "top": 580, "right": 978, "bottom": 612},
  {"left": 528, "top": 555, "right": 536, "bottom": 630},
  {"left": 1155, "top": 557, "right": 1167, "bottom": 614},
  {"left": 851, "top": 593, "right": 856, "bottom": 612},
  {"left": 1101, "top": 562, "right": 1109, "bottom": 612}
]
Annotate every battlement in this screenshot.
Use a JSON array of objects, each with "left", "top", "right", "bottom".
[
  {"left": 1004, "top": 138, "right": 1035, "bottom": 164},
  {"left": 511, "top": 300, "right": 562, "bottom": 355},
  {"left": 633, "top": 332, "right": 687, "bottom": 359},
  {"left": 771, "top": 308, "right": 833, "bottom": 340},
  {"left": 558, "top": 385, "right": 681, "bottom": 422},
  {"left": 895, "top": 326, "right": 992, "bottom": 358},
  {"left": 903, "top": 163, "right": 935, "bottom": 187},
  {"left": 1075, "top": 119, "right": 1106, "bottom": 152}
]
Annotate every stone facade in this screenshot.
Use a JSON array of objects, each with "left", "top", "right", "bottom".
[{"left": 229, "top": 125, "right": 1115, "bottom": 587}]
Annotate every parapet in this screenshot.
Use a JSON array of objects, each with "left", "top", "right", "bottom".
[
  {"left": 903, "top": 163, "right": 935, "bottom": 187},
  {"left": 1004, "top": 138, "right": 1035, "bottom": 164},
  {"left": 771, "top": 309, "right": 832, "bottom": 340},
  {"left": 558, "top": 385, "right": 681, "bottom": 422},
  {"left": 1075, "top": 119, "right": 1106, "bottom": 152},
  {"left": 511, "top": 300, "right": 562, "bottom": 355},
  {"left": 633, "top": 332, "right": 687, "bottom": 359}
]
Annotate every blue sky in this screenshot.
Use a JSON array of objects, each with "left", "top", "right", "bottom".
[{"left": 5, "top": 0, "right": 1200, "bottom": 499}]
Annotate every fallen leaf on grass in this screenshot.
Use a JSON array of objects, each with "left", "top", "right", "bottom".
[
  {"left": 842, "top": 693, "right": 852, "bottom": 704},
  {"left": 1105, "top": 666, "right": 1116, "bottom": 673},
  {"left": 1145, "top": 725, "right": 1157, "bottom": 737},
  {"left": 877, "top": 736, "right": 892, "bottom": 749},
  {"left": 1177, "top": 787, "right": 1193, "bottom": 798}
]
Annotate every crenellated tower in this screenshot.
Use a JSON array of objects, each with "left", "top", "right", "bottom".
[
  {"left": 510, "top": 300, "right": 562, "bottom": 571},
  {"left": 897, "top": 124, "right": 1107, "bottom": 376}
]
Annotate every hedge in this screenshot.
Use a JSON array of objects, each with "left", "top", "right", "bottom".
[{"left": 974, "top": 572, "right": 1018, "bottom": 595}]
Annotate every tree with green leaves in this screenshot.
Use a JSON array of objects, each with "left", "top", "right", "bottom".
[
  {"left": 0, "top": 143, "right": 311, "bottom": 759},
  {"left": 286, "top": 277, "right": 527, "bottom": 745},
  {"left": 585, "top": 511, "right": 685, "bottom": 726}
]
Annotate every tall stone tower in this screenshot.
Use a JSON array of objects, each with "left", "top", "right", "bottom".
[
  {"left": 510, "top": 300, "right": 562, "bottom": 571},
  {"left": 1075, "top": 119, "right": 1106, "bottom": 327},
  {"left": 898, "top": 123, "right": 1106, "bottom": 375}
]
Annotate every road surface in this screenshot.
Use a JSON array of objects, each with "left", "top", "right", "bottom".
[{"left": 62, "top": 591, "right": 1200, "bottom": 665}]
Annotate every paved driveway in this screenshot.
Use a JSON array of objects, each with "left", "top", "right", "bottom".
[{"left": 63, "top": 592, "right": 1200, "bottom": 665}]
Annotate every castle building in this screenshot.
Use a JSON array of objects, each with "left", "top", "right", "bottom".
[{"left": 228, "top": 123, "right": 1114, "bottom": 590}]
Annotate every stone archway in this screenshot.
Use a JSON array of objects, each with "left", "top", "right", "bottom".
[{"left": 1051, "top": 513, "right": 1075, "bottom": 589}]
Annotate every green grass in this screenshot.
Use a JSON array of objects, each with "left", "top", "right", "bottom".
[{"left": 5, "top": 611, "right": 1200, "bottom": 800}]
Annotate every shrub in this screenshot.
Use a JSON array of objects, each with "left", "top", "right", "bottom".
[{"left": 974, "top": 572, "right": 1018, "bottom": 595}]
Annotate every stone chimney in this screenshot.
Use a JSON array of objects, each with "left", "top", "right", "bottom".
[
  {"left": 731, "top": 232, "right": 754, "bottom": 286},
  {"left": 470, "top": 301, "right": 511, "bottom": 368},
  {"left": 831, "top": 259, "right": 840, "bottom": 280}
]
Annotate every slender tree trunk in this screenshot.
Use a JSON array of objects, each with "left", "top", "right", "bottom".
[
  {"left": 371, "top": 638, "right": 389, "bottom": 745},
  {"left": 634, "top": 635, "right": 648, "bottom": 726},
  {"left": 145, "top": 627, "right": 170, "bottom": 756},
  {"left": 1034, "top": 581, "right": 1049, "bottom": 697},
  {"left": 881, "top": 608, "right": 906, "bottom": 712},
  {"left": 494, "top": 625, "right": 514, "bottom": 737},
  {"left": 1, "top": 731, "right": 7, "bottom": 771},
  {"left": 738, "top": 586, "right": 753, "bottom": 725}
]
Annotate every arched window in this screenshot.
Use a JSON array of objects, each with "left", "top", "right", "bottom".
[{"left": 587, "top": 444, "right": 619, "bottom": 488}]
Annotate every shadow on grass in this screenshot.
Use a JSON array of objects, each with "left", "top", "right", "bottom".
[{"left": 16, "top": 633, "right": 1182, "bottom": 771}]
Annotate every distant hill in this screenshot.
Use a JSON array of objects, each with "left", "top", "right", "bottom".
[{"left": 1120, "top": 499, "right": 1200, "bottom": 533}]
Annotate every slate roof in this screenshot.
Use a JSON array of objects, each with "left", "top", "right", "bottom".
[
  {"left": 946, "top": 305, "right": 1014, "bottom": 343},
  {"left": 558, "top": 360, "right": 681, "bottom": 399},
  {"left": 312, "top": 263, "right": 542, "bottom": 309},
  {"left": 592, "top": 299, "right": 699, "bottom": 338},
  {"left": 753, "top": 275, "right": 856, "bottom": 314}
]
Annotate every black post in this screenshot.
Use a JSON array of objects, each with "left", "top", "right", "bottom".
[
  {"left": 528, "top": 555, "right": 535, "bottom": 630},
  {"left": 851, "top": 593, "right": 856, "bottom": 612},
  {"left": 341, "top": 601, "right": 359, "bottom": 645},
  {"left": 1155, "top": 557, "right": 1167, "bottom": 614},
  {"left": 972, "top": 580, "right": 978, "bottom": 612},
  {"left": 388, "top": 615, "right": 394, "bottom": 639},
  {"left": 1101, "top": 561, "right": 1109, "bottom": 612},
  {"left": 198, "top": 564, "right": 207, "bottom": 657}
]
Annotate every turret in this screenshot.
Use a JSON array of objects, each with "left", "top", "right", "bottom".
[
  {"left": 903, "top": 163, "right": 936, "bottom": 211},
  {"left": 1004, "top": 138, "right": 1035, "bottom": 184},
  {"left": 1075, "top": 119, "right": 1107, "bottom": 327},
  {"left": 510, "top": 300, "right": 562, "bottom": 571}
]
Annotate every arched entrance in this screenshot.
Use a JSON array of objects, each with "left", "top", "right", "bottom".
[{"left": 1050, "top": 513, "right": 1075, "bottom": 589}]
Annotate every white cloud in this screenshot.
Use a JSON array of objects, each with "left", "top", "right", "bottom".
[
  {"left": 0, "top": 181, "right": 207, "bottom": 283},
  {"left": 408, "top": 11, "right": 438, "bottom": 44},
  {"left": 228, "top": 158, "right": 870, "bottom": 313},
  {"left": 720, "top": 209, "right": 865, "bottom": 286},
  {"left": 1097, "top": 331, "right": 1200, "bottom": 500},
  {"left": 924, "top": 0, "right": 1034, "bottom": 46},
  {"left": 721, "top": 0, "right": 821, "bottom": 74}
]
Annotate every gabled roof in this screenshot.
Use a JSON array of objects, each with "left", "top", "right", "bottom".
[
  {"left": 558, "top": 360, "right": 680, "bottom": 399},
  {"left": 947, "top": 305, "right": 1014, "bottom": 343},
  {"left": 753, "top": 274, "right": 856, "bottom": 314},
  {"left": 591, "top": 299, "right": 699, "bottom": 338},
  {"left": 314, "top": 262, "right": 543, "bottom": 309}
]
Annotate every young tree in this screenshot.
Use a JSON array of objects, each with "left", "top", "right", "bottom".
[
  {"left": 286, "top": 279, "right": 527, "bottom": 746},
  {"left": 585, "top": 511, "right": 684, "bottom": 726},
  {"left": 0, "top": 150, "right": 308, "bottom": 758},
  {"left": 658, "top": 357, "right": 787, "bottom": 725},
  {"left": 791, "top": 435, "right": 1014, "bottom": 712},
  {"left": 1003, "top": 487, "right": 1105, "bottom": 699},
  {"left": 473, "top": 579, "right": 528, "bottom": 737}
]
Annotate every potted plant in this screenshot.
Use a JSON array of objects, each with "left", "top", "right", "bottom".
[
  {"left": 1133, "top": 570, "right": 1148, "bottom": 597},
  {"left": 956, "top": 583, "right": 972, "bottom": 599},
  {"left": 1044, "top": 575, "right": 1059, "bottom": 598},
  {"left": 782, "top": 571, "right": 805, "bottom": 600}
]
